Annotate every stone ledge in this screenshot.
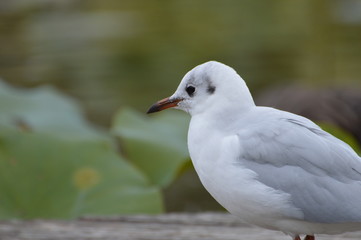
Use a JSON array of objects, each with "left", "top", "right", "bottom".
[{"left": 0, "top": 212, "right": 360, "bottom": 240}]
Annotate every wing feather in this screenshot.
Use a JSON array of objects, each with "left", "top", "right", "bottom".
[{"left": 236, "top": 108, "right": 361, "bottom": 223}]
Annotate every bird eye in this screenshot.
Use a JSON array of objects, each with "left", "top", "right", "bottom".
[{"left": 186, "top": 85, "right": 196, "bottom": 96}]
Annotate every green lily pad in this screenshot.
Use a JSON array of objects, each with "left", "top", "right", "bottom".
[
  {"left": 0, "top": 81, "right": 163, "bottom": 219},
  {"left": 0, "top": 127, "right": 162, "bottom": 219},
  {"left": 112, "top": 108, "right": 190, "bottom": 187},
  {"left": 0, "top": 80, "right": 104, "bottom": 139}
]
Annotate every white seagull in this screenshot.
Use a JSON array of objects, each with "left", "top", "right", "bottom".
[{"left": 147, "top": 61, "right": 361, "bottom": 240}]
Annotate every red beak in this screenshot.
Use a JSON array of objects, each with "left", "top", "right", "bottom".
[{"left": 147, "top": 97, "right": 182, "bottom": 114}]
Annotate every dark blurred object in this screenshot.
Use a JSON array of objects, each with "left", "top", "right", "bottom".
[{"left": 256, "top": 86, "right": 361, "bottom": 145}]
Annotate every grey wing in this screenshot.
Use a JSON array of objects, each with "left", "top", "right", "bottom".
[{"left": 238, "top": 113, "right": 361, "bottom": 223}]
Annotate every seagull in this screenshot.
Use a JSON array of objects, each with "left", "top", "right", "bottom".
[{"left": 146, "top": 61, "right": 361, "bottom": 240}]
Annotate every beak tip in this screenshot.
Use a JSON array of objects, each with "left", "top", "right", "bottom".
[
  {"left": 146, "top": 97, "right": 181, "bottom": 114},
  {"left": 147, "top": 101, "right": 164, "bottom": 114},
  {"left": 146, "top": 105, "right": 159, "bottom": 114}
]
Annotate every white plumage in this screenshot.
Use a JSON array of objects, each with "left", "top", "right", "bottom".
[{"left": 147, "top": 61, "right": 361, "bottom": 240}]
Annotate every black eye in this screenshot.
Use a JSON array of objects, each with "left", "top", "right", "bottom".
[{"left": 186, "top": 85, "right": 196, "bottom": 96}]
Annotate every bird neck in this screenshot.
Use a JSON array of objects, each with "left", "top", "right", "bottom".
[{"left": 192, "top": 100, "right": 254, "bottom": 134}]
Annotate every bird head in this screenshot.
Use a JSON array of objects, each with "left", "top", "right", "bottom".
[{"left": 147, "top": 61, "right": 254, "bottom": 116}]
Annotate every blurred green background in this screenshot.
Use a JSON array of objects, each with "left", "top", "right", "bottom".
[{"left": 0, "top": 0, "right": 360, "bottom": 219}]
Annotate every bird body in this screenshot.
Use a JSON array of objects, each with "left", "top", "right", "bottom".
[
  {"left": 189, "top": 106, "right": 361, "bottom": 236},
  {"left": 147, "top": 61, "right": 361, "bottom": 240}
]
